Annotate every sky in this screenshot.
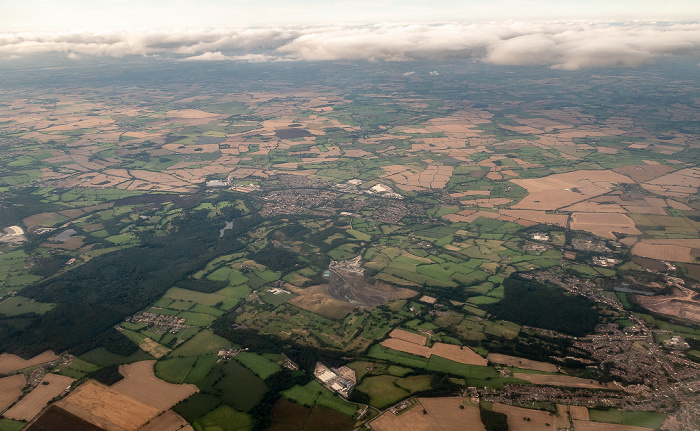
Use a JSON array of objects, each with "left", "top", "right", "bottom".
[{"left": 1, "top": 0, "right": 699, "bottom": 68}]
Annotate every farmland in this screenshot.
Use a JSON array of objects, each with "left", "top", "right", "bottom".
[{"left": 0, "top": 59, "right": 699, "bottom": 431}]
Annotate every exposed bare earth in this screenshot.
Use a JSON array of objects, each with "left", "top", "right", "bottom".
[
  {"left": 486, "top": 353, "right": 558, "bottom": 373},
  {"left": 4, "top": 373, "right": 75, "bottom": 421},
  {"left": 288, "top": 284, "right": 356, "bottom": 319},
  {"left": 0, "top": 374, "right": 26, "bottom": 412},
  {"left": 636, "top": 286, "right": 700, "bottom": 324},
  {"left": 111, "top": 361, "right": 198, "bottom": 411}
]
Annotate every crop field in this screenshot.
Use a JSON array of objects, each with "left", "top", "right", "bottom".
[
  {"left": 0, "top": 375, "right": 26, "bottom": 412},
  {"left": 0, "top": 296, "right": 55, "bottom": 316},
  {"left": 587, "top": 408, "right": 664, "bottom": 429},
  {"left": 201, "top": 361, "right": 266, "bottom": 412},
  {"left": 111, "top": 361, "right": 198, "bottom": 411},
  {"left": 493, "top": 402, "right": 557, "bottom": 431},
  {"left": 513, "top": 373, "right": 613, "bottom": 389},
  {"left": 193, "top": 405, "right": 252, "bottom": 431},
  {"left": 184, "top": 354, "right": 218, "bottom": 385},
  {"left": 163, "top": 287, "right": 226, "bottom": 307},
  {"left": 58, "top": 380, "right": 161, "bottom": 430},
  {"left": 371, "top": 397, "right": 484, "bottom": 431},
  {"left": 169, "top": 330, "right": 232, "bottom": 357},
  {"left": 487, "top": 353, "right": 558, "bottom": 372},
  {"left": 2, "top": 60, "right": 700, "bottom": 431},
  {"left": 234, "top": 351, "right": 282, "bottom": 379},
  {"left": 79, "top": 347, "right": 154, "bottom": 367},
  {"left": 380, "top": 335, "right": 487, "bottom": 366},
  {"left": 139, "top": 410, "right": 192, "bottom": 431},
  {"left": 0, "top": 351, "right": 58, "bottom": 374},
  {"left": 572, "top": 421, "right": 654, "bottom": 431},
  {"left": 386, "top": 328, "right": 428, "bottom": 345},
  {"left": 355, "top": 374, "right": 431, "bottom": 408},
  {"left": 4, "top": 374, "right": 75, "bottom": 421}
]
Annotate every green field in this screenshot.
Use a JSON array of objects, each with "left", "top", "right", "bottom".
[
  {"left": 0, "top": 296, "right": 55, "bottom": 316},
  {"left": 169, "top": 330, "right": 232, "bottom": 357},
  {"left": 355, "top": 374, "right": 431, "bottom": 409},
  {"left": 155, "top": 357, "right": 197, "bottom": 383},
  {"left": 193, "top": 405, "right": 253, "bottom": 431},
  {"left": 234, "top": 351, "right": 282, "bottom": 379}
]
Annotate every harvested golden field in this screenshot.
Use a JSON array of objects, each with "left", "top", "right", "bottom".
[
  {"left": 486, "top": 353, "right": 558, "bottom": 373},
  {"left": 381, "top": 338, "right": 431, "bottom": 358},
  {"left": 111, "top": 361, "right": 198, "bottom": 411},
  {"left": 631, "top": 242, "right": 694, "bottom": 263},
  {"left": 0, "top": 374, "right": 26, "bottom": 412},
  {"left": 380, "top": 338, "right": 487, "bottom": 366},
  {"left": 431, "top": 343, "right": 488, "bottom": 366},
  {"left": 498, "top": 210, "right": 568, "bottom": 227},
  {"left": 165, "top": 109, "right": 220, "bottom": 119},
  {"left": 139, "top": 410, "right": 193, "bottom": 431},
  {"left": 381, "top": 165, "right": 454, "bottom": 190},
  {"left": 4, "top": 373, "right": 75, "bottom": 421},
  {"left": 513, "top": 373, "right": 615, "bottom": 389},
  {"left": 511, "top": 170, "right": 633, "bottom": 211},
  {"left": 370, "top": 398, "right": 485, "bottom": 431},
  {"left": 0, "top": 350, "right": 58, "bottom": 374},
  {"left": 572, "top": 420, "right": 653, "bottom": 431},
  {"left": 387, "top": 329, "right": 427, "bottom": 346},
  {"left": 569, "top": 212, "right": 641, "bottom": 239},
  {"left": 569, "top": 406, "right": 590, "bottom": 421},
  {"left": 493, "top": 403, "right": 557, "bottom": 431},
  {"left": 60, "top": 380, "right": 160, "bottom": 431}
]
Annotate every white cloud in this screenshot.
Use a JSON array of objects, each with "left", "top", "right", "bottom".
[
  {"left": 181, "top": 51, "right": 233, "bottom": 61},
  {"left": 1, "top": 22, "right": 700, "bottom": 69}
]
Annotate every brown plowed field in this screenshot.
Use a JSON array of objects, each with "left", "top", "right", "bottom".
[
  {"left": 0, "top": 374, "right": 26, "bottom": 412},
  {"left": 111, "top": 361, "right": 198, "bottom": 411},
  {"left": 4, "top": 373, "right": 75, "bottom": 421}
]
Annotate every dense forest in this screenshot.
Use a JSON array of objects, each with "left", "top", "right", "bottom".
[{"left": 484, "top": 276, "right": 599, "bottom": 337}]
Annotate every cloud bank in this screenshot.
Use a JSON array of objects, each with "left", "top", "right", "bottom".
[{"left": 2, "top": 22, "right": 700, "bottom": 69}]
